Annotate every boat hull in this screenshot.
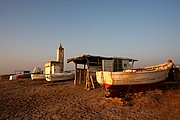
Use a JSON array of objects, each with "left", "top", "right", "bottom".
[
  {"left": 9, "top": 75, "right": 18, "bottom": 80},
  {"left": 45, "top": 72, "right": 74, "bottom": 82},
  {"left": 31, "top": 74, "right": 45, "bottom": 80},
  {"left": 16, "top": 74, "right": 31, "bottom": 79},
  {"left": 99, "top": 80, "right": 165, "bottom": 95},
  {"left": 96, "top": 64, "right": 171, "bottom": 96}
]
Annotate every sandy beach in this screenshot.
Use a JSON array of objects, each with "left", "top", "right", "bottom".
[{"left": 0, "top": 78, "right": 180, "bottom": 120}]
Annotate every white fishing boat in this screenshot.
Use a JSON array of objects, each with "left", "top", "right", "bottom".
[
  {"left": 31, "top": 74, "right": 45, "bottom": 80},
  {"left": 45, "top": 71, "right": 74, "bottom": 82},
  {"left": 9, "top": 74, "right": 18, "bottom": 80},
  {"left": 31, "top": 67, "right": 45, "bottom": 80},
  {"left": 9, "top": 70, "right": 31, "bottom": 80},
  {"left": 96, "top": 60, "right": 173, "bottom": 96}
]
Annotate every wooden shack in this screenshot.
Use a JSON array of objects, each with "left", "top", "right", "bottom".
[{"left": 67, "top": 55, "right": 137, "bottom": 89}]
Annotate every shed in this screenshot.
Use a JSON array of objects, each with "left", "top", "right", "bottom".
[{"left": 67, "top": 55, "right": 137, "bottom": 89}]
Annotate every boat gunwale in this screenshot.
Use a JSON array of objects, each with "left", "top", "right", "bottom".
[{"left": 97, "top": 68, "right": 169, "bottom": 75}]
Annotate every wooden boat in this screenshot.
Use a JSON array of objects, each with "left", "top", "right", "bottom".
[
  {"left": 96, "top": 60, "right": 173, "bottom": 96},
  {"left": 9, "top": 73, "right": 31, "bottom": 80},
  {"left": 16, "top": 73, "right": 31, "bottom": 79},
  {"left": 31, "top": 74, "right": 45, "bottom": 80},
  {"left": 9, "top": 74, "right": 18, "bottom": 80},
  {"left": 45, "top": 71, "right": 74, "bottom": 82},
  {"left": 31, "top": 67, "right": 45, "bottom": 80},
  {"left": 9, "top": 70, "right": 31, "bottom": 80}
]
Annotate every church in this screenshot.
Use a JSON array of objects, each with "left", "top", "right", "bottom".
[{"left": 44, "top": 43, "right": 64, "bottom": 74}]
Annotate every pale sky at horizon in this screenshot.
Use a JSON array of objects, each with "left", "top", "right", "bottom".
[{"left": 0, "top": 0, "right": 180, "bottom": 74}]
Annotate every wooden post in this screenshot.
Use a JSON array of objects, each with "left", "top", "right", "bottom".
[
  {"left": 85, "top": 63, "right": 91, "bottom": 90},
  {"left": 90, "top": 76, "right": 95, "bottom": 89},
  {"left": 84, "top": 64, "right": 86, "bottom": 83},
  {"left": 79, "top": 69, "right": 81, "bottom": 84},
  {"left": 74, "top": 63, "right": 77, "bottom": 86}
]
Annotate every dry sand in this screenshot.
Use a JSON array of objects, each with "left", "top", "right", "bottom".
[{"left": 0, "top": 79, "right": 180, "bottom": 120}]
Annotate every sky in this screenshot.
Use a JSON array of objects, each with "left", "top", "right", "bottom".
[{"left": 0, "top": 0, "right": 180, "bottom": 74}]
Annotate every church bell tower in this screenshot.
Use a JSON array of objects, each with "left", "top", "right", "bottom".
[{"left": 56, "top": 43, "right": 64, "bottom": 72}]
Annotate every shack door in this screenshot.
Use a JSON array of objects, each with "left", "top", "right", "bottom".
[{"left": 113, "top": 58, "right": 123, "bottom": 71}]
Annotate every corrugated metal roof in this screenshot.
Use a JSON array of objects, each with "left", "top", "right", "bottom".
[{"left": 67, "top": 54, "right": 137, "bottom": 65}]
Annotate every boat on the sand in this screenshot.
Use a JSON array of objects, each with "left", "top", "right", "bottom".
[
  {"left": 16, "top": 73, "right": 31, "bottom": 79},
  {"left": 31, "top": 74, "right": 45, "bottom": 80},
  {"left": 96, "top": 60, "right": 173, "bottom": 96},
  {"left": 9, "top": 70, "right": 31, "bottom": 80},
  {"left": 31, "top": 67, "right": 45, "bottom": 80},
  {"left": 45, "top": 71, "right": 74, "bottom": 82},
  {"left": 9, "top": 73, "right": 31, "bottom": 80},
  {"left": 9, "top": 74, "right": 18, "bottom": 80}
]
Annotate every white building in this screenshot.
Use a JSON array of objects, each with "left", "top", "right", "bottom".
[{"left": 44, "top": 43, "right": 64, "bottom": 74}]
